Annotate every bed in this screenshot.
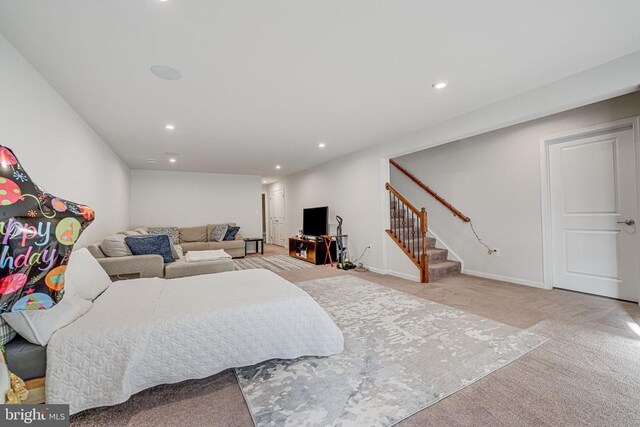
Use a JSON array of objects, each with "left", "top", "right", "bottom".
[{"left": 45, "top": 269, "right": 344, "bottom": 414}]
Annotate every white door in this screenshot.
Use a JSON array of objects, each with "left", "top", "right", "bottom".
[
  {"left": 269, "top": 188, "right": 286, "bottom": 246},
  {"left": 548, "top": 122, "right": 639, "bottom": 302}
]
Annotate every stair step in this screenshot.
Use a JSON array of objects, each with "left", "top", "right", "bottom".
[
  {"left": 427, "top": 248, "right": 448, "bottom": 263},
  {"left": 390, "top": 233, "right": 436, "bottom": 249},
  {"left": 428, "top": 261, "right": 462, "bottom": 279},
  {"left": 393, "top": 228, "right": 421, "bottom": 237},
  {"left": 401, "top": 247, "right": 447, "bottom": 263}
]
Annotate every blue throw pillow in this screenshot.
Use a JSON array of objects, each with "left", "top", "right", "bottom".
[
  {"left": 224, "top": 226, "right": 241, "bottom": 241},
  {"left": 125, "top": 235, "right": 175, "bottom": 263}
]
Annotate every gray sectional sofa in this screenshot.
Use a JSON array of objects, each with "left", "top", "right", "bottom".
[
  {"left": 87, "top": 223, "right": 244, "bottom": 280},
  {"left": 178, "top": 224, "right": 245, "bottom": 257}
]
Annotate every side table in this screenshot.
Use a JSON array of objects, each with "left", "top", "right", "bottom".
[{"left": 244, "top": 237, "right": 264, "bottom": 255}]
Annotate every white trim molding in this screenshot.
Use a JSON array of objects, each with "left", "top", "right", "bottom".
[
  {"left": 427, "top": 228, "right": 464, "bottom": 269},
  {"left": 464, "top": 270, "right": 545, "bottom": 289},
  {"left": 368, "top": 266, "right": 421, "bottom": 283}
]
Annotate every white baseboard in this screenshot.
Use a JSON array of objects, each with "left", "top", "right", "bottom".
[
  {"left": 368, "top": 266, "right": 545, "bottom": 288},
  {"left": 367, "top": 266, "right": 421, "bottom": 283},
  {"left": 463, "top": 269, "right": 546, "bottom": 289}
]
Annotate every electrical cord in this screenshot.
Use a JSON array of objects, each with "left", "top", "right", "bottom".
[
  {"left": 352, "top": 246, "right": 370, "bottom": 263},
  {"left": 469, "top": 221, "right": 493, "bottom": 254}
]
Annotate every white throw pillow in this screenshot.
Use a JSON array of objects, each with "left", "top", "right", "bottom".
[
  {"left": 64, "top": 248, "right": 112, "bottom": 301},
  {"left": 2, "top": 296, "right": 92, "bottom": 346},
  {"left": 99, "top": 234, "right": 132, "bottom": 257}
]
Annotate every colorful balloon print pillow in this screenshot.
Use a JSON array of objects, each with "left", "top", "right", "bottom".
[{"left": 0, "top": 146, "right": 94, "bottom": 328}]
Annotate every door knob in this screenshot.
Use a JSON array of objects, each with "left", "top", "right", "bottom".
[{"left": 617, "top": 219, "right": 635, "bottom": 226}]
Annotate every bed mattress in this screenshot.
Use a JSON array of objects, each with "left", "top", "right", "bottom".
[
  {"left": 5, "top": 336, "right": 46, "bottom": 380},
  {"left": 45, "top": 269, "right": 344, "bottom": 414}
]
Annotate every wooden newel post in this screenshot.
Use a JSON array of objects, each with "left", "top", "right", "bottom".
[{"left": 420, "top": 207, "right": 428, "bottom": 283}]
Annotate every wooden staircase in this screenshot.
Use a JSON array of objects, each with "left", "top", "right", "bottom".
[
  {"left": 389, "top": 206, "right": 462, "bottom": 280},
  {"left": 385, "top": 183, "right": 462, "bottom": 283},
  {"left": 386, "top": 156, "right": 475, "bottom": 283}
]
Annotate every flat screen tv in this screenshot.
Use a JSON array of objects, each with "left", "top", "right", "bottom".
[{"left": 303, "top": 206, "right": 328, "bottom": 237}]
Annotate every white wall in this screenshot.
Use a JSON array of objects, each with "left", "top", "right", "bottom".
[
  {"left": 391, "top": 91, "right": 640, "bottom": 286},
  {"left": 269, "top": 51, "right": 640, "bottom": 282},
  {"left": 0, "top": 34, "right": 130, "bottom": 246},
  {"left": 268, "top": 151, "right": 387, "bottom": 269},
  {"left": 130, "top": 170, "right": 262, "bottom": 237}
]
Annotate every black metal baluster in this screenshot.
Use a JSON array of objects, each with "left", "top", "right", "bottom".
[
  {"left": 393, "top": 195, "right": 398, "bottom": 236},
  {"left": 408, "top": 211, "right": 412, "bottom": 255},
  {"left": 412, "top": 211, "right": 415, "bottom": 257},
  {"left": 404, "top": 206, "right": 408, "bottom": 249},
  {"left": 413, "top": 215, "right": 422, "bottom": 263}
]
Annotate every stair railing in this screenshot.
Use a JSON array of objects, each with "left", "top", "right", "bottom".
[
  {"left": 390, "top": 159, "right": 470, "bottom": 223},
  {"left": 385, "top": 182, "right": 428, "bottom": 283}
]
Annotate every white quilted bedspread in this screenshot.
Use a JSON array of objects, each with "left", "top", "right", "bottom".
[{"left": 46, "top": 269, "right": 344, "bottom": 414}]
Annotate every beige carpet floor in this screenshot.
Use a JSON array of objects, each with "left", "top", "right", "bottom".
[{"left": 72, "top": 245, "right": 640, "bottom": 426}]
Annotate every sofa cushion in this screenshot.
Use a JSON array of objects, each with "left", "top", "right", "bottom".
[
  {"left": 100, "top": 234, "right": 133, "bottom": 257},
  {"left": 122, "top": 230, "right": 141, "bottom": 237},
  {"left": 164, "top": 258, "right": 234, "bottom": 279},
  {"left": 134, "top": 228, "right": 149, "bottom": 235},
  {"left": 179, "top": 225, "right": 207, "bottom": 243},
  {"left": 87, "top": 244, "right": 105, "bottom": 259},
  {"left": 224, "top": 226, "right": 241, "bottom": 241},
  {"left": 210, "top": 224, "right": 228, "bottom": 242},
  {"left": 208, "top": 240, "right": 244, "bottom": 250},
  {"left": 147, "top": 227, "right": 180, "bottom": 245},
  {"left": 180, "top": 242, "right": 210, "bottom": 253},
  {"left": 125, "top": 235, "right": 175, "bottom": 264}
]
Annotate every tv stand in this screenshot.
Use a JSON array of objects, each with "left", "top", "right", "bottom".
[{"left": 289, "top": 237, "right": 336, "bottom": 265}]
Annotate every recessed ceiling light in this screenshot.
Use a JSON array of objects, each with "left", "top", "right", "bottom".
[
  {"left": 158, "top": 0, "right": 169, "bottom": 2},
  {"left": 275, "top": 165, "right": 281, "bottom": 170},
  {"left": 169, "top": 158, "right": 177, "bottom": 163},
  {"left": 151, "top": 65, "right": 182, "bottom": 81},
  {"left": 432, "top": 81, "right": 448, "bottom": 90},
  {"left": 318, "top": 143, "right": 326, "bottom": 148},
  {"left": 165, "top": 124, "right": 175, "bottom": 130},
  {"left": 262, "top": 180, "right": 267, "bottom": 184}
]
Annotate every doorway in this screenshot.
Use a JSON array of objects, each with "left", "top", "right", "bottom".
[
  {"left": 541, "top": 118, "right": 640, "bottom": 302},
  {"left": 269, "top": 188, "right": 286, "bottom": 247},
  {"left": 261, "top": 193, "right": 267, "bottom": 241}
]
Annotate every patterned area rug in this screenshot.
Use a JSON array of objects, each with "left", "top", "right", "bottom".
[
  {"left": 236, "top": 276, "right": 547, "bottom": 427},
  {"left": 234, "top": 255, "right": 314, "bottom": 273}
]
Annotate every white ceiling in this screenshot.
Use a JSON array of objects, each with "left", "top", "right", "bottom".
[{"left": 1, "top": 1, "right": 639, "bottom": 180}]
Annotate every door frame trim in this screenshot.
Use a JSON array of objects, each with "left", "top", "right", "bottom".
[{"left": 539, "top": 116, "right": 640, "bottom": 301}]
